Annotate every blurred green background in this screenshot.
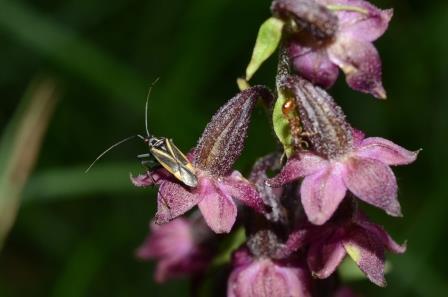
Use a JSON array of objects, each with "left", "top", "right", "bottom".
[{"left": 0, "top": 0, "right": 447, "bottom": 296}]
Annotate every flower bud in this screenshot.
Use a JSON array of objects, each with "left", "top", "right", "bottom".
[
  {"left": 194, "top": 86, "right": 273, "bottom": 176},
  {"left": 271, "top": 0, "right": 338, "bottom": 40},
  {"left": 279, "top": 75, "right": 353, "bottom": 159}
]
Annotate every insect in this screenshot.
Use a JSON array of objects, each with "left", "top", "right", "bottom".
[
  {"left": 282, "top": 98, "right": 310, "bottom": 150},
  {"left": 85, "top": 84, "right": 198, "bottom": 188}
]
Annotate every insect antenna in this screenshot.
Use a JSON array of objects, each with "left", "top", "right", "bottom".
[
  {"left": 85, "top": 135, "right": 136, "bottom": 173},
  {"left": 145, "top": 78, "right": 160, "bottom": 137}
]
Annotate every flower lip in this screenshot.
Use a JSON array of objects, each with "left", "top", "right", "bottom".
[{"left": 228, "top": 247, "right": 312, "bottom": 297}]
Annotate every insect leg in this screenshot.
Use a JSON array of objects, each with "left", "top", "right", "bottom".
[{"left": 137, "top": 153, "right": 151, "bottom": 159}]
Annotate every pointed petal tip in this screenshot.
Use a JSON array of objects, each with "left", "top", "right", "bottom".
[
  {"left": 371, "top": 84, "right": 387, "bottom": 99},
  {"left": 385, "top": 206, "right": 403, "bottom": 218},
  {"left": 373, "top": 277, "right": 387, "bottom": 288},
  {"left": 384, "top": 8, "right": 394, "bottom": 22}
]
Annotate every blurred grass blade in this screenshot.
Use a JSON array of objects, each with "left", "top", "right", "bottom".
[
  {"left": 22, "top": 162, "right": 141, "bottom": 204},
  {"left": 0, "top": 77, "right": 58, "bottom": 250},
  {"left": 0, "top": 0, "right": 146, "bottom": 111}
]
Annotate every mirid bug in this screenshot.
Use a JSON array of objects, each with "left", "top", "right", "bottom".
[{"left": 85, "top": 83, "right": 198, "bottom": 188}]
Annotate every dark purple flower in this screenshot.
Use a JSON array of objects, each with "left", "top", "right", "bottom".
[
  {"left": 132, "top": 86, "right": 273, "bottom": 233},
  {"left": 273, "top": 0, "right": 393, "bottom": 98},
  {"left": 136, "top": 217, "right": 212, "bottom": 282},
  {"left": 268, "top": 77, "right": 418, "bottom": 225},
  {"left": 227, "top": 248, "right": 312, "bottom": 297},
  {"left": 305, "top": 209, "right": 406, "bottom": 287}
]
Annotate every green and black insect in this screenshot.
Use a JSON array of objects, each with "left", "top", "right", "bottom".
[{"left": 86, "top": 85, "right": 198, "bottom": 188}]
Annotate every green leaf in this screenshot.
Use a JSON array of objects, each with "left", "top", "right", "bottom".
[
  {"left": 245, "top": 17, "right": 284, "bottom": 81},
  {"left": 273, "top": 92, "right": 293, "bottom": 157},
  {"left": 0, "top": 77, "right": 58, "bottom": 250}
]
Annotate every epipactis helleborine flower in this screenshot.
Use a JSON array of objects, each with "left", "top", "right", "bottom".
[
  {"left": 136, "top": 217, "right": 212, "bottom": 282},
  {"left": 272, "top": 0, "right": 393, "bottom": 98},
  {"left": 227, "top": 247, "right": 312, "bottom": 297},
  {"left": 132, "top": 86, "right": 273, "bottom": 233},
  {"left": 305, "top": 207, "right": 406, "bottom": 286},
  {"left": 268, "top": 76, "right": 419, "bottom": 225}
]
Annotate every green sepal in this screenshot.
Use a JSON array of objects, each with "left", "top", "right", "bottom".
[
  {"left": 245, "top": 17, "right": 284, "bottom": 81},
  {"left": 273, "top": 92, "right": 294, "bottom": 157}
]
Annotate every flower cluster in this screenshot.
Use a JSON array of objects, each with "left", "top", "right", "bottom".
[{"left": 132, "top": 0, "right": 418, "bottom": 296}]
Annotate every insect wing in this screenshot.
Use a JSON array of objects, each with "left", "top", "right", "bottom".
[
  {"left": 165, "top": 139, "right": 198, "bottom": 187},
  {"left": 165, "top": 139, "right": 195, "bottom": 172},
  {"left": 150, "top": 142, "right": 197, "bottom": 187}
]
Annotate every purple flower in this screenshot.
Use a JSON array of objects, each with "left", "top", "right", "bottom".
[
  {"left": 136, "top": 217, "right": 212, "bottom": 282},
  {"left": 305, "top": 209, "right": 406, "bottom": 286},
  {"left": 227, "top": 248, "right": 311, "bottom": 297},
  {"left": 132, "top": 86, "right": 273, "bottom": 233},
  {"left": 272, "top": 0, "right": 393, "bottom": 98},
  {"left": 268, "top": 76, "right": 419, "bottom": 225},
  {"left": 268, "top": 130, "right": 417, "bottom": 225}
]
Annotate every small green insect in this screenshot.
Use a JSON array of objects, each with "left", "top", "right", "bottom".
[{"left": 86, "top": 83, "right": 198, "bottom": 188}]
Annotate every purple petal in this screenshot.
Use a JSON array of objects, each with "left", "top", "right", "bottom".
[
  {"left": 289, "top": 42, "right": 339, "bottom": 89},
  {"left": 266, "top": 153, "right": 328, "bottom": 187},
  {"left": 351, "top": 128, "right": 365, "bottom": 146},
  {"left": 343, "top": 157, "right": 401, "bottom": 217},
  {"left": 328, "top": 37, "right": 386, "bottom": 98},
  {"left": 356, "top": 137, "right": 419, "bottom": 165},
  {"left": 154, "top": 181, "right": 200, "bottom": 224},
  {"left": 130, "top": 169, "right": 172, "bottom": 187},
  {"left": 321, "top": 0, "right": 393, "bottom": 42},
  {"left": 130, "top": 173, "right": 155, "bottom": 187},
  {"left": 197, "top": 177, "right": 237, "bottom": 233},
  {"left": 301, "top": 165, "right": 347, "bottom": 225},
  {"left": 136, "top": 219, "right": 193, "bottom": 260},
  {"left": 355, "top": 213, "right": 406, "bottom": 254},
  {"left": 307, "top": 233, "right": 347, "bottom": 279},
  {"left": 228, "top": 259, "right": 311, "bottom": 297},
  {"left": 343, "top": 226, "right": 386, "bottom": 287},
  {"left": 222, "top": 171, "right": 265, "bottom": 213}
]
